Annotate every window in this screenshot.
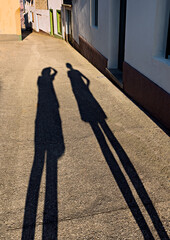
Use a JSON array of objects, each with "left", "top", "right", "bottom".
[
  {"left": 63, "top": 0, "right": 72, "bottom": 5},
  {"left": 165, "top": 14, "right": 170, "bottom": 59},
  {"left": 57, "top": 10, "right": 62, "bottom": 35},
  {"left": 91, "top": 0, "right": 98, "bottom": 27}
]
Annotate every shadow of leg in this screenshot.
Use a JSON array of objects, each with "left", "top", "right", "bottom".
[
  {"left": 43, "top": 144, "right": 58, "bottom": 240},
  {"left": 22, "top": 144, "right": 45, "bottom": 240},
  {"left": 100, "top": 121, "right": 169, "bottom": 240},
  {"left": 90, "top": 122, "right": 154, "bottom": 240}
]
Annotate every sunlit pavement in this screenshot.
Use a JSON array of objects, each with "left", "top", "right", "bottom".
[{"left": 0, "top": 32, "right": 169, "bottom": 239}]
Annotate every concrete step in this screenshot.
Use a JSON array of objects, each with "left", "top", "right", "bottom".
[{"left": 106, "top": 68, "right": 123, "bottom": 89}]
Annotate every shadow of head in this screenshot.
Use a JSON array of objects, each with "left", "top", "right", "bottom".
[
  {"left": 66, "top": 63, "right": 73, "bottom": 70},
  {"left": 41, "top": 67, "right": 57, "bottom": 77}
]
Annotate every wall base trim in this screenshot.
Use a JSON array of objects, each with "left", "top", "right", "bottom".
[
  {"left": 72, "top": 36, "right": 124, "bottom": 89},
  {"left": 0, "top": 34, "right": 22, "bottom": 41},
  {"left": 123, "top": 62, "right": 170, "bottom": 130},
  {"left": 79, "top": 36, "right": 108, "bottom": 75},
  {"left": 72, "top": 36, "right": 108, "bottom": 75}
]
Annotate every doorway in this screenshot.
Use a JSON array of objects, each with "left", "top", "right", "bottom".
[
  {"left": 118, "top": 0, "right": 127, "bottom": 71},
  {"left": 66, "top": 10, "right": 72, "bottom": 44},
  {"left": 107, "top": 0, "right": 127, "bottom": 87}
]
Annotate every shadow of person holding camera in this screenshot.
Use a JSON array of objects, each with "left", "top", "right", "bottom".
[{"left": 22, "top": 67, "right": 65, "bottom": 240}]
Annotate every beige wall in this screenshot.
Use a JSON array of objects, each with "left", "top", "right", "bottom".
[
  {"left": 36, "top": 0, "right": 48, "bottom": 10},
  {"left": 0, "top": 0, "right": 21, "bottom": 35}
]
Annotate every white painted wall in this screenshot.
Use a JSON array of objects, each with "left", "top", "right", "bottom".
[
  {"left": 72, "top": 0, "right": 124, "bottom": 69},
  {"left": 48, "top": 0, "right": 63, "bottom": 36},
  {"left": 25, "top": 2, "right": 50, "bottom": 33},
  {"left": 72, "top": 0, "right": 110, "bottom": 59},
  {"left": 36, "top": 9, "right": 50, "bottom": 33},
  {"left": 125, "top": 0, "right": 170, "bottom": 93}
]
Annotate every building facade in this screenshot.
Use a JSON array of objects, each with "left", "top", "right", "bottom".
[
  {"left": 62, "top": 0, "right": 72, "bottom": 42},
  {"left": 25, "top": 0, "right": 50, "bottom": 33},
  {"left": 25, "top": 0, "right": 64, "bottom": 37},
  {"left": 71, "top": 0, "right": 170, "bottom": 129},
  {"left": 48, "top": 0, "right": 63, "bottom": 37},
  {"left": 0, "top": 0, "right": 22, "bottom": 41}
]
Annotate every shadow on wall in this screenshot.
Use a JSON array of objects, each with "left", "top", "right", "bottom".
[
  {"left": 22, "top": 13, "right": 32, "bottom": 40},
  {"left": 66, "top": 63, "right": 169, "bottom": 240},
  {"left": 22, "top": 67, "right": 65, "bottom": 240}
]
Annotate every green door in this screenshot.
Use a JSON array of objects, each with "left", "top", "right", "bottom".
[
  {"left": 50, "top": 9, "right": 54, "bottom": 35},
  {"left": 57, "top": 10, "right": 62, "bottom": 35}
]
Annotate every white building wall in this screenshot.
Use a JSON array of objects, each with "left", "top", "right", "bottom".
[
  {"left": 25, "top": 2, "right": 50, "bottom": 33},
  {"left": 72, "top": 0, "right": 110, "bottom": 59},
  {"left": 125, "top": 0, "right": 170, "bottom": 93},
  {"left": 48, "top": 0, "right": 63, "bottom": 36},
  {"left": 24, "top": 2, "right": 35, "bottom": 26},
  {"left": 35, "top": 9, "right": 50, "bottom": 33}
]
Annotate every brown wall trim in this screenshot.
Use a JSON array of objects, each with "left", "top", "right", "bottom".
[
  {"left": 72, "top": 38, "right": 80, "bottom": 52},
  {"left": 123, "top": 62, "right": 170, "bottom": 130},
  {"left": 71, "top": 36, "right": 123, "bottom": 89},
  {"left": 73, "top": 36, "right": 108, "bottom": 75}
]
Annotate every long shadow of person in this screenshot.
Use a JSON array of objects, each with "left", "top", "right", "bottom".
[
  {"left": 22, "top": 67, "right": 65, "bottom": 240},
  {"left": 66, "top": 63, "right": 169, "bottom": 240}
]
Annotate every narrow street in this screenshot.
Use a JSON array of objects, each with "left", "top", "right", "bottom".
[{"left": 0, "top": 32, "right": 169, "bottom": 239}]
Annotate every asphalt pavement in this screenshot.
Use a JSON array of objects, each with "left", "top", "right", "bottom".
[{"left": 0, "top": 32, "right": 169, "bottom": 239}]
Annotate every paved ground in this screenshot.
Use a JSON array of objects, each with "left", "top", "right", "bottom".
[{"left": 0, "top": 32, "right": 169, "bottom": 240}]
